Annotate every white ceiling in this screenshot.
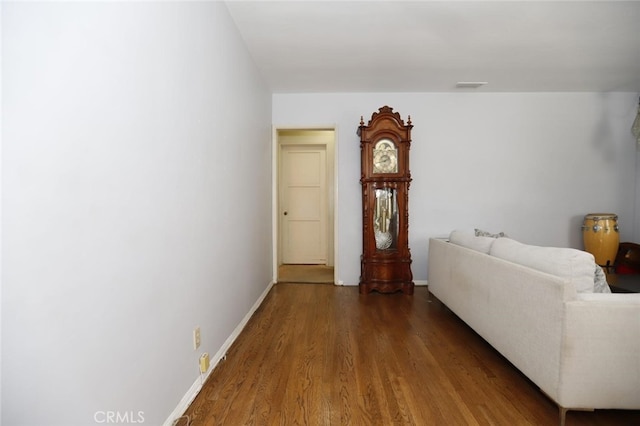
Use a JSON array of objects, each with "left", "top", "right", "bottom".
[{"left": 224, "top": 1, "right": 640, "bottom": 93}]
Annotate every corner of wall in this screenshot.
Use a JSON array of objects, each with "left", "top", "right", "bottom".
[{"left": 162, "top": 280, "right": 275, "bottom": 426}]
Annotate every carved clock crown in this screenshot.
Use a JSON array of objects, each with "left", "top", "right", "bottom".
[{"left": 359, "top": 105, "right": 412, "bottom": 128}]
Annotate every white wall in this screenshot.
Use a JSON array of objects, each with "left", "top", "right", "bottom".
[
  {"left": 273, "top": 93, "right": 639, "bottom": 285},
  {"left": 2, "top": 2, "right": 272, "bottom": 425},
  {"left": 0, "top": 2, "right": 3, "bottom": 422}
]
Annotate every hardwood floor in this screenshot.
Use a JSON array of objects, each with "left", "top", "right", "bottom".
[
  {"left": 277, "top": 264, "right": 335, "bottom": 284},
  {"left": 181, "top": 284, "right": 640, "bottom": 425}
]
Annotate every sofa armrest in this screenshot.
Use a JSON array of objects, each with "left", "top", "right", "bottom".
[
  {"left": 559, "top": 293, "right": 640, "bottom": 409},
  {"left": 428, "top": 237, "right": 573, "bottom": 402}
]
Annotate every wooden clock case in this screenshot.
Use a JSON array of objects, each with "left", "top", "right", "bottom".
[{"left": 358, "top": 106, "right": 414, "bottom": 295}]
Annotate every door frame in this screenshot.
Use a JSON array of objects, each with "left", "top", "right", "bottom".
[{"left": 272, "top": 126, "right": 338, "bottom": 284}]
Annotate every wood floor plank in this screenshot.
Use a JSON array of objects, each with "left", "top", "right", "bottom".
[{"left": 181, "top": 284, "right": 640, "bottom": 425}]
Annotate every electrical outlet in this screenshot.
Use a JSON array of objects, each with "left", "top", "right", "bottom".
[
  {"left": 193, "top": 327, "right": 201, "bottom": 350},
  {"left": 199, "top": 353, "right": 210, "bottom": 373}
]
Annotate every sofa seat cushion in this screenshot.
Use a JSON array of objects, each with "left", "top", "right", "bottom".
[{"left": 490, "top": 238, "right": 596, "bottom": 293}]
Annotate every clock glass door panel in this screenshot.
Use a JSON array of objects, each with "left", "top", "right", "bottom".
[{"left": 373, "top": 188, "right": 397, "bottom": 251}]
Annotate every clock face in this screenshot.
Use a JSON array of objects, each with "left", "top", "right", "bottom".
[{"left": 372, "top": 139, "right": 398, "bottom": 173}]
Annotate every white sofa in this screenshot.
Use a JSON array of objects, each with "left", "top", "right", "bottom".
[{"left": 427, "top": 234, "right": 640, "bottom": 425}]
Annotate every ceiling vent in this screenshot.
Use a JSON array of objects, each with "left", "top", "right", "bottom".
[{"left": 456, "top": 81, "right": 488, "bottom": 89}]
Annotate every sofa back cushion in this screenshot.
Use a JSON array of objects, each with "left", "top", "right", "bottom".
[
  {"left": 490, "top": 238, "right": 596, "bottom": 293},
  {"left": 449, "top": 230, "right": 497, "bottom": 254}
]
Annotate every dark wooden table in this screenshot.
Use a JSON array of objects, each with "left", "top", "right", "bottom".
[{"left": 605, "top": 274, "right": 640, "bottom": 293}]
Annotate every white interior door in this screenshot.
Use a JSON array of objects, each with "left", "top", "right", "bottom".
[{"left": 280, "top": 145, "right": 327, "bottom": 264}]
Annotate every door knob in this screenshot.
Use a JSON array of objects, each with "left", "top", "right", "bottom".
[{"left": 284, "top": 211, "right": 288, "bottom": 216}]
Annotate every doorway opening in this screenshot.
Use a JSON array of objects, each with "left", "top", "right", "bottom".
[
  {"left": 275, "top": 128, "right": 336, "bottom": 284},
  {"left": 277, "top": 264, "right": 334, "bottom": 284}
]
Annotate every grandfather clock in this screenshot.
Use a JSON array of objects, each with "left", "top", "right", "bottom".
[{"left": 358, "top": 106, "right": 414, "bottom": 295}]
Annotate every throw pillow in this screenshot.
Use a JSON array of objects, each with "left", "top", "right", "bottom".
[
  {"left": 475, "top": 228, "right": 508, "bottom": 238},
  {"left": 593, "top": 265, "right": 612, "bottom": 293}
]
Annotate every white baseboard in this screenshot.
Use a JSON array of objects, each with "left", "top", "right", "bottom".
[
  {"left": 162, "top": 280, "right": 275, "bottom": 426},
  {"left": 336, "top": 280, "right": 428, "bottom": 286}
]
